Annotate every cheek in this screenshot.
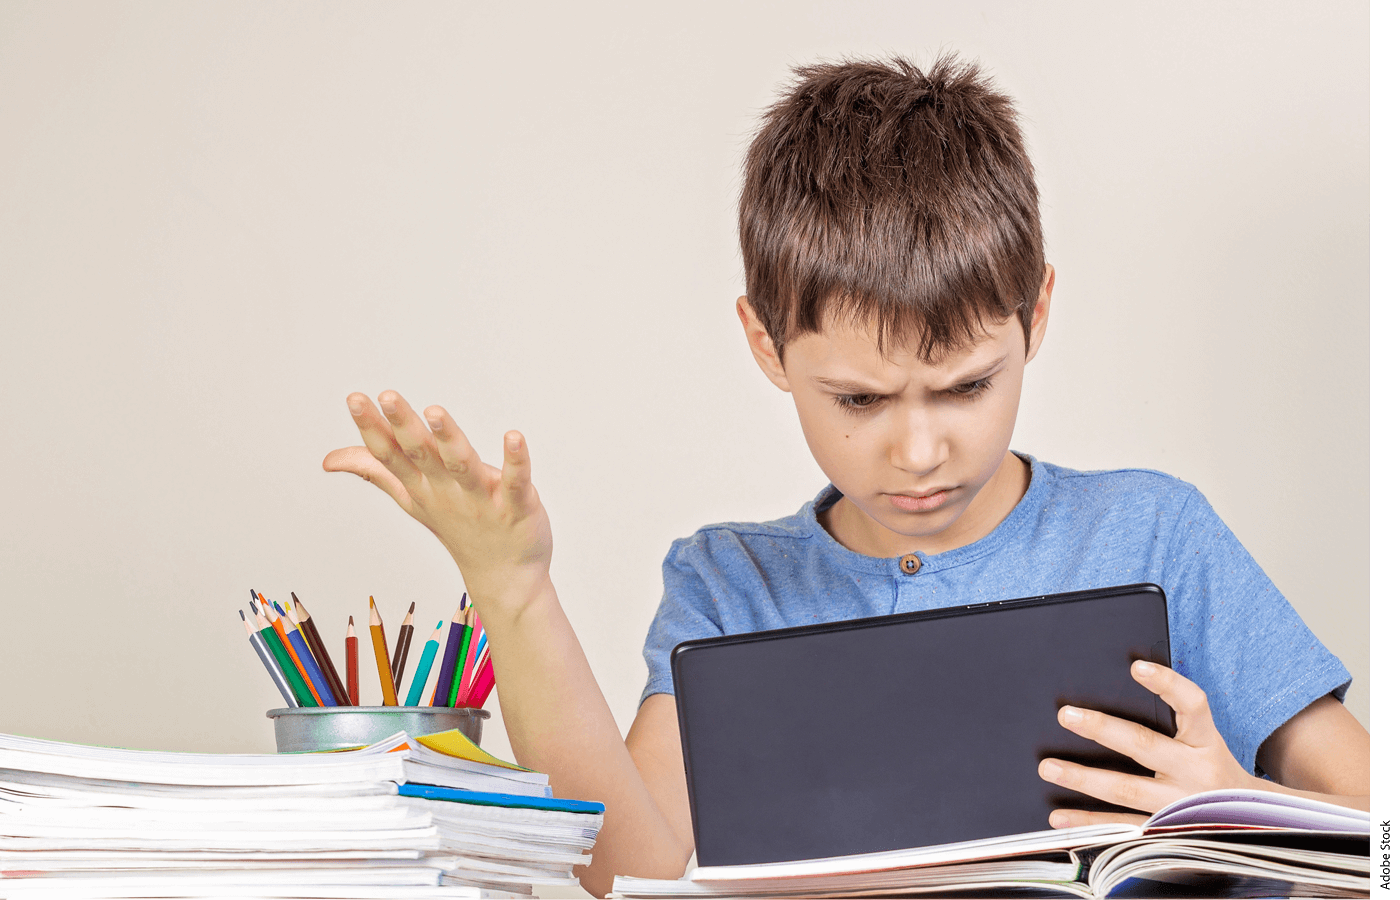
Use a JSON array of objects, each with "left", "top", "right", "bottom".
[
  {"left": 796, "top": 406, "right": 876, "bottom": 474},
  {"left": 967, "top": 385, "right": 1023, "bottom": 459}
]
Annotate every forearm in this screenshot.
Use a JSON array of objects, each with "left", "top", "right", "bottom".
[
  {"left": 323, "top": 394, "right": 689, "bottom": 896},
  {"left": 472, "top": 575, "right": 691, "bottom": 897},
  {"left": 1255, "top": 694, "right": 1369, "bottom": 811},
  {"left": 1248, "top": 776, "right": 1368, "bottom": 811}
]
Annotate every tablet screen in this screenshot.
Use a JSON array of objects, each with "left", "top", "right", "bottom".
[{"left": 672, "top": 583, "right": 1172, "bottom": 867}]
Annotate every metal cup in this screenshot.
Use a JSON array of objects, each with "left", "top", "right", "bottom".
[{"left": 267, "top": 706, "right": 489, "bottom": 753}]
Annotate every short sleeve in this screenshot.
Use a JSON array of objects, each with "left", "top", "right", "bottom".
[
  {"left": 640, "top": 539, "right": 725, "bottom": 704},
  {"left": 1161, "top": 488, "right": 1351, "bottom": 775}
]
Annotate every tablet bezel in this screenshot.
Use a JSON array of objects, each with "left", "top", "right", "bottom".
[{"left": 671, "top": 582, "right": 1173, "bottom": 867}]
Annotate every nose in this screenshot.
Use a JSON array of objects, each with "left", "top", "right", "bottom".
[{"left": 888, "top": 407, "right": 948, "bottom": 476}]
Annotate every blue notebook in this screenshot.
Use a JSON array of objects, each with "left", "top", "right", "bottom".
[{"left": 399, "top": 782, "right": 605, "bottom": 814}]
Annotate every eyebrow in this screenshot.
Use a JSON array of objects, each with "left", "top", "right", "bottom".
[{"left": 813, "top": 355, "right": 1009, "bottom": 394}]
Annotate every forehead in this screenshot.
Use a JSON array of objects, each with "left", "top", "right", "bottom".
[{"left": 786, "top": 311, "right": 1018, "bottom": 376}]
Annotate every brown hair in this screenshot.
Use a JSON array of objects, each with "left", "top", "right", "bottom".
[{"left": 739, "top": 54, "right": 1043, "bottom": 362}]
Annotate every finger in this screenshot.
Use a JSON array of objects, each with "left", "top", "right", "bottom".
[
  {"left": 500, "top": 431, "right": 533, "bottom": 513},
  {"left": 1047, "top": 807, "right": 1148, "bottom": 829},
  {"left": 322, "top": 447, "right": 414, "bottom": 511},
  {"left": 377, "top": 390, "right": 451, "bottom": 483},
  {"left": 1130, "top": 660, "right": 1218, "bottom": 747},
  {"left": 1055, "top": 704, "right": 1178, "bottom": 775},
  {"left": 345, "top": 392, "right": 426, "bottom": 495},
  {"left": 422, "top": 405, "right": 487, "bottom": 492},
  {"left": 1038, "top": 756, "right": 1176, "bottom": 815}
]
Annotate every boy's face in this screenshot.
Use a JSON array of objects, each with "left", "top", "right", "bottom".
[{"left": 739, "top": 267, "right": 1053, "bottom": 558}]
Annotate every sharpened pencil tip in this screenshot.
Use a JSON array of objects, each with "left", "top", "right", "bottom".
[
  {"left": 409, "top": 602, "right": 416, "bottom": 613},
  {"left": 238, "top": 609, "right": 246, "bottom": 620}
]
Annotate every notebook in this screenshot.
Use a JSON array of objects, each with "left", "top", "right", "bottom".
[{"left": 670, "top": 582, "right": 1172, "bottom": 867}]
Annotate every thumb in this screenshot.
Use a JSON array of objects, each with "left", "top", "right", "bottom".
[
  {"left": 324, "top": 446, "right": 414, "bottom": 512},
  {"left": 500, "top": 431, "right": 534, "bottom": 514}
]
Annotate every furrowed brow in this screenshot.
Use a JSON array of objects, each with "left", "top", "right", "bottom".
[
  {"left": 813, "top": 355, "right": 1008, "bottom": 394},
  {"left": 813, "top": 377, "right": 884, "bottom": 394},
  {"left": 948, "top": 355, "right": 1009, "bottom": 384}
]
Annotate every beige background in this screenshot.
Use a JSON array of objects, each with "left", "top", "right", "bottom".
[{"left": 0, "top": 0, "right": 1368, "bottom": 774}]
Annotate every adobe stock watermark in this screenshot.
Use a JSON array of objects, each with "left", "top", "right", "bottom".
[{"left": 1381, "top": 820, "right": 1392, "bottom": 890}]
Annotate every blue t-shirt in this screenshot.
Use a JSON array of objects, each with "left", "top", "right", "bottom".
[{"left": 642, "top": 455, "right": 1351, "bottom": 775}]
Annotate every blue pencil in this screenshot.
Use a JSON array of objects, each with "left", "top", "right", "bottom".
[
  {"left": 274, "top": 602, "right": 339, "bottom": 707},
  {"left": 405, "top": 620, "right": 444, "bottom": 706}
]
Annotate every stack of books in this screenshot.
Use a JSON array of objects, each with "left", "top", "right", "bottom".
[
  {"left": 613, "top": 790, "right": 1368, "bottom": 899},
  {"left": 0, "top": 730, "right": 602, "bottom": 898}
]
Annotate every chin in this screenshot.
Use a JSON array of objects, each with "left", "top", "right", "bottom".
[{"left": 875, "top": 505, "right": 960, "bottom": 537}]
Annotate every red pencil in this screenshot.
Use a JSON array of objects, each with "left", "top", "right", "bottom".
[
  {"left": 345, "top": 616, "right": 359, "bottom": 706},
  {"left": 465, "top": 651, "right": 495, "bottom": 709}
]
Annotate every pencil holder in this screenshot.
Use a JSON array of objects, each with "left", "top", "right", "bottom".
[{"left": 267, "top": 706, "right": 489, "bottom": 753}]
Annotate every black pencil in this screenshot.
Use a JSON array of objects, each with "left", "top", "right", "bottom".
[
  {"left": 292, "top": 593, "right": 351, "bottom": 707},
  {"left": 390, "top": 602, "right": 416, "bottom": 691}
]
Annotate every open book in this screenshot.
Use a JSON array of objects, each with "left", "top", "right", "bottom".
[{"left": 610, "top": 790, "right": 1368, "bottom": 898}]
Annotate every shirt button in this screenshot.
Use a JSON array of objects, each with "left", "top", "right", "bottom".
[{"left": 899, "top": 554, "right": 921, "bottom": 574}]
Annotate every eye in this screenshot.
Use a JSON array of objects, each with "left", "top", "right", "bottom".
[
  {"left": 949, "top": 377, "right": 994, "bottom": 399},
  {"left": 833, "top": 393, "right": 885, "bottom": 413}
]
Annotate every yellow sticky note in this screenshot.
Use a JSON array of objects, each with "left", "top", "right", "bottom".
[{"left": 416, "top": 729, "right": 534, "bottom": 772}]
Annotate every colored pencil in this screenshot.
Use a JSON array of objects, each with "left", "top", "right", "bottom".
[
  {"left": 462, "top": 608, "right": 481, "bottom": 691},
  {"left": 389, "top": 602, "right": 416, "bottom": 692},
  {"left": 474, "top": 627, "right": 488, "bottom": 665},
  {"left": 253, "top": 609, "right": 317, "bottom": 707},
  {"left": 465, "top": 650, "right": 495, "bottom": 709},
  {"left": 346, "top": 616, "right": 359, "bottom": 706},
  {"left": 404, "top": 620, "right": 444, "bottom": 706},
  {"left": 368, "top": 597, "right": 398, "bottom": 706},
  {"left": 275, "top": 602, "right": 339, "bottom": 707},
  {"left": 448, "top": 605, "right": 475, "bottom": 707},
  {"left": 292, "top": 593, "right": 350, "bottom": 706},
  {"left": 431, "top": 597, "right": 468, "bottom": 706},
  {"left": 241, "top": 611, "right": 296, "bottom": 707},
  {"left": 261, "top": 594, "right": 323, "bottom": 706},
  {"left": 467, "top": 626, "right": 488, "bottom": 686}
]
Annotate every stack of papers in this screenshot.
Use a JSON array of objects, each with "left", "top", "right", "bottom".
[
  {"left": 0, "top": 730, "right": 603, "bottom": 898},
  {"left": 612, "top": 790, "right": 1367, "bottom": 899}
]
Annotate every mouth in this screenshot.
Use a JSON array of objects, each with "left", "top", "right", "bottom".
[{"left": 886, "top": 488, "right": 954, "bottom": 513}]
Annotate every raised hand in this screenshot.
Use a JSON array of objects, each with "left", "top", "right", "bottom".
[
  {"left": 322, "top": 391, "right": 553, "bottom": 612},
  {"left": 1037, "top": 661, "right": 1255, "bottom": 827}
]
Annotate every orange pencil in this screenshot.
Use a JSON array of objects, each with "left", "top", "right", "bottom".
[
  {"left": 260, "top": 592, "right": 324, "bottom": 706},
  {"left": 368, "top": 597, "right": 398, "bottom": 706},
  {"left": 345, "top": 616, "right": 359, "bottom": 706}
]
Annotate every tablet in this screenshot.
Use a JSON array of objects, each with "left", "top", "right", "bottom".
[{"left": 671, "top": 582, "right": 1173, "bottom": 867}]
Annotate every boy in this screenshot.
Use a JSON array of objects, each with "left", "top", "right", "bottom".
[{"left": 322, "top": 55, "right": 1369, "bottom": 897}]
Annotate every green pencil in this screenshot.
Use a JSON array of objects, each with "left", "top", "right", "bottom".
[
  {"left": 447, "top": 605, "right": 475, "bottom": 706},
  {"left": 254, "top": 610, "right": 318, "bottom": 707}
]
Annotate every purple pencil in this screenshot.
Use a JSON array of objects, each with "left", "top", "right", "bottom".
[{"left": 430, "top": 596, "right": 468, "bottom": 706}]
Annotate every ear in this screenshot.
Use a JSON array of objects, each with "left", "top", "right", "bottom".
[
  {"left": 1023, "top": 264, "right": 1055, "bottom": 365},
  {"left": 736, "top": 296, "right": 793, "bottom": 392}
]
